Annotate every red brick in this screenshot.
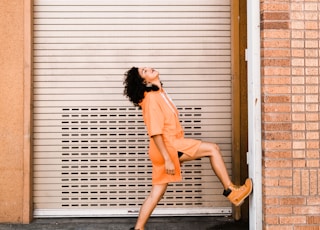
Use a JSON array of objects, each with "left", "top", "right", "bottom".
[
  {"left": 305, "top": 22, "right": 319, "bottom": 30},
  {"left": 309, "top": 170, "right": 318, "bottom": 195},
  {"left": 306, "top": 67, "right": 319, "bottom": 75},
  {"left": 292, "top": 58, "right": 305, "bottom": 66},
  {"left": 265, "top": 206, "right": 293, "bottom": 215},
  {"left": 307, "top": 216, "right": 320, "bottom": 224},
  {"left": 306, "top": 77, "right": 319, "bottom": 84},
  {"left": 306, "top": 150, "right": 319, "bottom": 158},
  {"left": 306, "top": 104, "right": 319, "bottom": 112},
  {"left": 262, "top": 85, "right": 291, "bottom": 94},
  {"left": 265, "top": 225, "right": 293, "bottom": 230},
  {"left": 262, "top": 22, "right": 290, "bottom": 29},
  {"left": 264, "top": 123, "right": 291, "bottom": 131},
  {"left": 263, "top": 104, "right": 291, "bottom": 113},
  {"left": 279, "top": 178, "right": 293, "bottom": 187},
  {"left": 262, "top": 40, "right": 290, "bottom": 48},
  {"left": 280, "top": 197, "right": 306, "bottom": 205},
  {"left": 262, "top": 76, "right": 291, "bottom": 85},
  {"left": 291, "top": 21, "right": 305, "bottom": 30},
  {"left": 293, "top": 141, "right": 306, "bottom": 149},
  {"left": 292, "top": 85, "right": 305, "bottom": 93},
  {"left": 262, "top": 49, "right": 291, "bottom": 58},
  {"left": 292, "top": 67, "right": 305, "bottom": 75},
  {"left": 280, "top": 216, "right": 306, "bottom": 224},
  {"left": 264, "top": 187, "right": 292, "bottom": 196},
  {"left": 265, "top": 216, "right": 279, "bottom": 225},
  {"left": 307, "top": 160, "right": 319, "bottom": 168},
  {"left": 305, "top": 2, "right": 318, "bottom": 10},
  {"left": 292, "top": 123, "right": 306, "bottom": 131},
  {"left": 262, "top": 3, "right": 290, "bottom": 11},
  {"left": 262, "top": 59, "right": 291, "bottom": 67},
  {"left": 293, "top": 159, "right": 306, "bottom": 168},
  {"left": 306, "top": 114, "right": 319, "bottom": 122},
  {"left": 294, "top": 226, "right": 320, "bottom": 230},
  {"left": 293, "top": 150, "right": 306, "bottom": 158},
  {"left": 264, "top": 159, "right": 292, "bottom": 168},
  {"left": 306, "top": 85, "right": 319, "bottom": 94},
  {"left": 307, "top": 197, "right": 320, "bottom": 205},
  {"left": 263, "top": 141, "right": 292, "bottom": 150},
  {"left": 306, "top": 40, "right": 319, "bottom": 48},
  {"left": 264, "top": 132, "right": 291, "bottom": 140},
  {"left": 291, "top": 3, "right": 304, "bottom": 11},
  {"left": 262, "top": 12, "right": 290, "bottom": 20},
  {"left": 263, "top": 113, "right": 291, "bottom": 122},
  {"left": 292, "top": 95, "right": 305, "bottom": 103},
  {"left": 306, "top": 123, "right": 319, "bottom": 131},
  {"left": 292, "top": 40, "right": 305, "bottom": 49},
  {"left": 294, "top": 206, "right": 320, "bottom": 215},
  {"left": 293, "top": 132, "right": 306, "bottom": 139},
  {"left": 264, "top": 151, "right": 292, "bottom": 158},
  {"left": 306, "top": 141, "right": 319, "bottom": 149},
  {"left": 306, "top": 132, "right": 319, "bottom": 140},
  {"left": 305, "top": 12, "right": 319, "bottom": 20},
  {"left": 291, "top": 12, "right": 305, "bottom": 20},
  {"left": 292, "top": 49, "right": 305, "bottom": 57},
  {"left": 292, "top": 104, "right": 306, "bottom": 112},
  {"left": 305, "top": 49, "right": 319, "bottom": 58},
  {"left": 293, "top": 169, "right": 302, "bottom": 195},
  {"left": 263, "top": 95, "right": 291, "bottom": 103},
  {"left": 264, "top": 178, "right": 281, "bottom": 187},
  {"left": 265, "top": 168, "right": 292, "bottom": 178},
  {"left": 264, "top": 197, "right": 279, "bottom": 205},
  {"left": 292, "top": 115, "right": 305, "bottom": 122}
]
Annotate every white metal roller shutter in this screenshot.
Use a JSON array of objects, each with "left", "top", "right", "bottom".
[{"left": 33, "top": 0, "right": 232, "bottom": 217}]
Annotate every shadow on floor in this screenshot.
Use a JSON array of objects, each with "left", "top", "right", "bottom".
[{"left": 0, "top": 217, "right": 248, "bottom": 230}]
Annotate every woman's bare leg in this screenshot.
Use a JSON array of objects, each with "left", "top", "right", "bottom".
[
  {"left": 179, "top": 142, "right": 231, "bottom": 189},
  {"left": 134, "top": 183, "right": 168, "bottom": 230},
  {"left": 179, "top": 141, "right": 252, "bottom": 206}
]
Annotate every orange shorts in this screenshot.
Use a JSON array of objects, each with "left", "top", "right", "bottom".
[
  {"left": 149, "top": 137, "right": 202, "bottom": 185},
  {"left": 173, "top": 137, "right": 202, "bottom": 158}
]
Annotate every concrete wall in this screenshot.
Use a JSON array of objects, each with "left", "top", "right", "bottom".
[{"left": 0, "top": 0, "right": 32, "bottom": 223}]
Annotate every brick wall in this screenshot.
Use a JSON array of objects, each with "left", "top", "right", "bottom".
[{"left": 261, "top": 0, "right": 320, "bottom": 229}]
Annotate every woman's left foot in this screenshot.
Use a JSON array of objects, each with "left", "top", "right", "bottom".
[{"left": 223, "top": 178, "right": 253, "bottom": 206}]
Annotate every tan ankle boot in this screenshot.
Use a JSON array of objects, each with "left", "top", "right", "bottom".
[{"left": 223, "top": 178, "right": 253, "bottom": 206}]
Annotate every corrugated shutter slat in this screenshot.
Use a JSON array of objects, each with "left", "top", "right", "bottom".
[{"left": 33, "top": 0, "right": 232, "bottom": 217}]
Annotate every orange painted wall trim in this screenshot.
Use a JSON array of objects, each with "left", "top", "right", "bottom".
[{"left": 0, "top": 0, "right": 33, "bottom": 223}]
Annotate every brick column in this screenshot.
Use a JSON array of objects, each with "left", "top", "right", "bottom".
[{"left": 261, "top": 0, "right": 320, "bottom": 229}]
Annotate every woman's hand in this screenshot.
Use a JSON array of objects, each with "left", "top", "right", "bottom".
[
  {"left": 151, "top": 134, "right": 176, "bottom": 175},
  {"left": 165, "top": 159, "right": 175, "bottom": 175}
]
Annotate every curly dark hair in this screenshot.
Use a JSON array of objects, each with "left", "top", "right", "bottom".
[{"left": 123, "top": 67, "right": 160, "bottom": 106}]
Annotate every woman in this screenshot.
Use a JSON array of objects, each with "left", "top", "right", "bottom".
[{"left": 123, "top": 67, "right": 252, "bottom": 230}]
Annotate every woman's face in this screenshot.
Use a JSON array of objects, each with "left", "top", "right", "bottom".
[{"left": 138, "top": 67, "right": 159, "bottom": 84}]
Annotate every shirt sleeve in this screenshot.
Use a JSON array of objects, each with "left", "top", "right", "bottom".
[{"left": 142, "top": 93, "right": 164, "bottom": 137}]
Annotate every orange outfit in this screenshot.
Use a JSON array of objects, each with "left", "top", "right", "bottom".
[{"left": 139, "top": 90, "right": 201, "bottom": 185}]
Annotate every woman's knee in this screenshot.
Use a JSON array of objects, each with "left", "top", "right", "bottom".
[
  {"left": 203, "top": 142, "right": 220, "bottom": 154},
  {"left": 211, "top": 143, "right": 221, "bottom": 152},
  {"left": 150, "top": 184, "right": 167, "bottom": 199}
]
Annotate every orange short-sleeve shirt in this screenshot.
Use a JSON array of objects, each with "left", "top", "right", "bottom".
[{"left": 140, "top": 90, "right": 201, "bottom": 185}]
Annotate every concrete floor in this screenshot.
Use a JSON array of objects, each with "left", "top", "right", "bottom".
[{"left": 0, "top": 217, "right": 248, "bottom": 230}]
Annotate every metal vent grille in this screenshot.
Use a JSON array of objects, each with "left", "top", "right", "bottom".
[{"left": 48, "top": 106, "right": 224, "bottom": 208}]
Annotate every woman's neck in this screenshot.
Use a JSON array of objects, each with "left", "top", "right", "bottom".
[{"left": 152, "top": 79, "right": 162, "bottom": 90}]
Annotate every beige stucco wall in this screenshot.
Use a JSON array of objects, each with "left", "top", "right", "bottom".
[{"left": 0, "top": 0, "right": 32, "bottom": 223}]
